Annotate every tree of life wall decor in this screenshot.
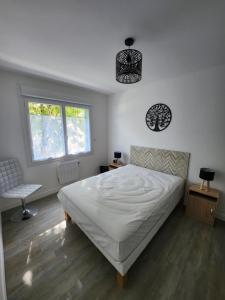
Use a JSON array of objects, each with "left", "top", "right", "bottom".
[{"left": 145, "top": 103, "right": 172, "bottom": 132}]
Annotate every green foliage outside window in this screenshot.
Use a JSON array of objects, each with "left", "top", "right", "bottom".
[
  {"left": 65, "top": 106, "right": 87, "bottom": 118},
  {"left": 28, "top": 102, "right": 61, "bottom": 116},
  {"left": 28, "top": 102, "right": 87, "bottom": 119}
]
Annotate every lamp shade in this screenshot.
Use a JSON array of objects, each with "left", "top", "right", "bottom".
[
  {"left": 199, "top": 168, "right": 215, "bottom": 181},
  {"left": 116, "top": 38, "right": 142, "bottom": 84},
  {"left": 116, "top": 49, "right": 142, "bottom": 84},
  {"left": 114, "top": 152, "right": 121, "bottom": 159}
]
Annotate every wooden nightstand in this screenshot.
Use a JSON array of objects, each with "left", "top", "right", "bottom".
[
  {"left": 108, "top": 162, "right": 125, "bottom": 171},
  {"left": 186, "top": 184, "right": 220, "bottom": 225}
]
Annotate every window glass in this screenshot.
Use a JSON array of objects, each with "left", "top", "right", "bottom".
[
  {"left": 26, "top": 100, "right": 91, "bottom": 163},
  {"left": 28, "top": 102, "right": 65, "bottom": 160},
  {"left": 65, "top": 106, "right": 91, "bottom": 155}
]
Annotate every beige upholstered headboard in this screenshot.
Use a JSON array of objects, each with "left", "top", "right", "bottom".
[{"left": 130, "top": 145, "right": 190, "bottom": 180}]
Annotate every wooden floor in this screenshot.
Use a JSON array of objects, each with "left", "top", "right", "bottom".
[{"left": 2, "top": 195, "right": 225, "bottom": 300}]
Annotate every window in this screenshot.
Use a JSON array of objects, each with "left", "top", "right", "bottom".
[
  {"left": 26, "top": 99, "right": 91, "bottom": 162},
  {"left": 65, "top": 106, "right": 91, "bottom": 155}
]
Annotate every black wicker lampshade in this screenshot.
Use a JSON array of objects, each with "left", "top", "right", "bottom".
[
  {"left": 116, "top": 38, "right": 142, "bottom": 84},
  {"left": 199, "top": 168, "right": 215, "bottom": 181},
  {"left": 114, "top": 152, "right": 121, "bottom": 159}
]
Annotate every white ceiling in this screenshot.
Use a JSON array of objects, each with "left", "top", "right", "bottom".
[{"left": 0, "top": 0, "right": 225, "bottom": 94}]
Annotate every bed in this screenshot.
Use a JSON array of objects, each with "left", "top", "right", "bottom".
[{"left": 57, "top": 146, "right": 190, "bottom": 286}]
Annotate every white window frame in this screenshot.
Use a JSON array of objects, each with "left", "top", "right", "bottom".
[{"left": 23, "top": 96, "right": 93, "bottom": 166}]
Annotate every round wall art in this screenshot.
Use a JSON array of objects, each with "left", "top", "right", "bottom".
[{"left": 145, "top": 103, "right": 172, "bottom": 132}]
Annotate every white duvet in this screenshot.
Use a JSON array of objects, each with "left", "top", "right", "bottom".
[{"left": 58, "top": 164, "right": 184, "bottom": 242}]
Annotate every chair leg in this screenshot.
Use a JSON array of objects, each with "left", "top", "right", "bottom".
[
  {"left": 21, "top": 199, "right": 39, "bottom": 220},
  {"left": 21, "top": 199, "right": 26, "bottom": 211},
  {"left": 21, "top": 199, "right": 33, "bottom": 220},
  {"left": 10, "top": 199, "right": 38, "bottom": 222}
]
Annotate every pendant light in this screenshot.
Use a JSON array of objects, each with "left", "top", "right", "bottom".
[{"left": 116, "top": 38, "right": 142, "bottom": 84}]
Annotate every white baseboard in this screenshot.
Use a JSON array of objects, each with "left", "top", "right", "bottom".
[{"left": 0, "top": 187, "right": 60, "bottom": 212}]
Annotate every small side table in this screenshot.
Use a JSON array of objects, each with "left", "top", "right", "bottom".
[
  {"left": 186, "top": 184, "right": 220, "bottom": 225},
  {"left": 108, "top": 162, "right": 125, "bottom": 171}
]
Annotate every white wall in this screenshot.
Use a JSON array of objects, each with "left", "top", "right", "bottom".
[
  {"left": 108, "top": 65, "right": 225, "bottom": 219},
  {"left": 1, "top": 65, "right": 225, "bottom": 218},
  {"left": 0, "top": 214, "right": 7, "bottom": 300},
  {"left": 0, "top": 69, "right": 108, "bottom": 211}
]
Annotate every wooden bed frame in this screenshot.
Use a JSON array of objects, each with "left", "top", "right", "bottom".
[{"left": 63, "top": 146, "right": 190, "bottom": 287}]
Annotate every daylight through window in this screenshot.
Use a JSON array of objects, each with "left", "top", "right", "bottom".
[{"left": 27, "top": 100, "right": 91, "bottom": 162}]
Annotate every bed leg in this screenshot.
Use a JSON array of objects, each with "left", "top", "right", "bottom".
[
  {"left": 64, "top": 211, "right": 72, "bottom": 222},
  {"left": 116, "top": 272, "right": 128, "bottom": 288}
]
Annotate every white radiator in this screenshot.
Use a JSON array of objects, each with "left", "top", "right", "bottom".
[{"left": 57, "top": 160, "right": 80, "bottom": 185}]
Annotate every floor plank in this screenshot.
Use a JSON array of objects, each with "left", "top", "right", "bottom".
[{"left": 2, "top": 195, "right": 225, "bottom": 300}]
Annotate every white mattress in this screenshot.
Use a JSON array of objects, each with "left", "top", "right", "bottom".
[{"left": 58, "top": 164, "right": 184, "bottom": 263}]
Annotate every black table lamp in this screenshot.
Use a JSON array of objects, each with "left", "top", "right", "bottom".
[
  {"left": 114, "top": 152, "right": 121, "bottom": 164},
  {"left": 199, "top": 168, "right": 215, "bottom": 192}
]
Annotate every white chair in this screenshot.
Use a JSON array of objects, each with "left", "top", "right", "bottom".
[{"left": 0, "top": 158, "right": 42, "bottom": 222}]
